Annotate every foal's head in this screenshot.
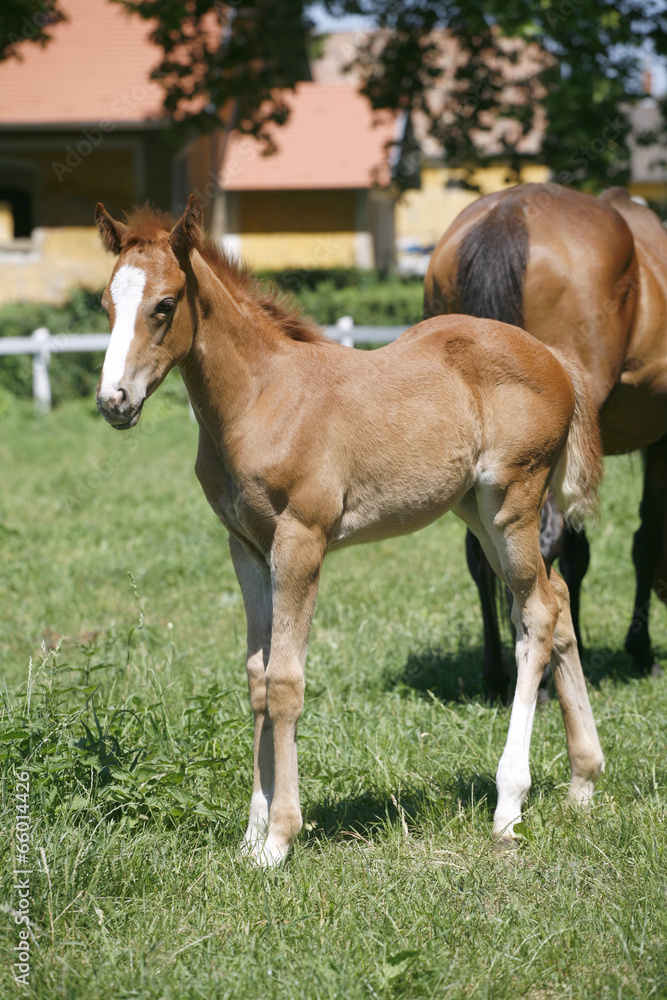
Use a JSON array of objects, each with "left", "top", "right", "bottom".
[{"left": 95, "top": 195, "right": 202, "bottom": 429}]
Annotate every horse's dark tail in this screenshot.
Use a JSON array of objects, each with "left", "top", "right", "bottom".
[{"left": 455, "top": 200, "right": 529, "bottom": 328}]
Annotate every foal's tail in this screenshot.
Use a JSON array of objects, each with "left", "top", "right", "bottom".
[{"left": 549, "top": 348, "right": 603, "bottom": 531}]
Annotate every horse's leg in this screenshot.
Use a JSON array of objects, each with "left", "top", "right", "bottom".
[
  {"left": 535, "top": 489, "right": 565, "bottom": 698},
  {"left": 256, "top": 520, "right": 325, "bottom": 868},
  {"left": 624, "top": 437, "right": 667, "bottom": 674},
  {"left": 229, "top": 536, "right": 274, "bottom": 853},
  {"left": 469, "top": 491, "right": 563, "bottom": 704},
  {"left": 539, "top": 488, "right": 564, "bottom": 567},
  {"left": 548, "top": 568, "right": 605, "bottom": 804},
  {"left": 558, "top": 524, "right": 590, "bottom": 653},
  {"left": 494, "top": 575, "right": 559, "bottom": 841},
  {"left": 482, "top": 496, "right": 603, "bottom": 836},
  {"left": 465, "top": 529, "right": 512, "bottom": 702},
  {"left": 456, "top": 488, "right": 558, "bottom": 841}
]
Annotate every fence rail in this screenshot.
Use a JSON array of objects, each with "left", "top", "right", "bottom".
[{"left": 0, "top": 317, "right": 411, "bottom": 412}]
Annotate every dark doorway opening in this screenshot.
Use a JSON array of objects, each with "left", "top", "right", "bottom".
[{"left": 0, "top": 187, "right": 32, "bottom": 238}]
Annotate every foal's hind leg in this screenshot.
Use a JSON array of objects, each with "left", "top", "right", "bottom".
[
  {"left": 494, "top": 570, "right": 559, "bottom": 840},
  {"left": 457, "top": 486, "right": 560, "bottom": 841},
  {"left": 548, "top": 568, "right": 605, "bottom": 805}
]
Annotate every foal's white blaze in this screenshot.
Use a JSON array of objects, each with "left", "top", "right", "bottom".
[{"left": 100, "top": 265, "right": 147, "bottom": 396}]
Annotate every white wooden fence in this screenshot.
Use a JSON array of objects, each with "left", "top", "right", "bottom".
[{"left": 0, "top": 317, "right": 410, "bottom": 412}]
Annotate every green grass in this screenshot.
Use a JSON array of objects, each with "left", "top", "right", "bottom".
[{"left": 1, "top": 392, "right": 665, "bottom": 999}]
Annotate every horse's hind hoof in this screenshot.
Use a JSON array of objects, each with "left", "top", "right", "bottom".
[
  {"left": 492, "top": 836, "right": 521, "bottom": 856},
  {"left": 631, "top": 659, "right": 663, "bottom": 679}
]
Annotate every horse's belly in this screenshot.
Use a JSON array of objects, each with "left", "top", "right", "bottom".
[
  {"left": 600, "top": 382, "right": 667, "bottom": 453},
  {"left": 329, "top": 470, "right": 472, "bottom": 550}
]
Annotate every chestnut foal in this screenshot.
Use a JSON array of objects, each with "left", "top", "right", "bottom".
[{"left": 95, "top": 195, "right": 604, "bottom": 867}]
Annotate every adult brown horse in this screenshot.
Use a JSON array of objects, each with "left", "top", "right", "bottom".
[
  {"left": 425, "top": 183, "right": 667, "bottom": 701},
  {"left": 94, "top": 194, "right": 603, "bottom": 866}
]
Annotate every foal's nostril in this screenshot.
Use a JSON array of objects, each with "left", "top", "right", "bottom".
[{"left": 115, "top": 386, "right": 126, "bottom": 407}]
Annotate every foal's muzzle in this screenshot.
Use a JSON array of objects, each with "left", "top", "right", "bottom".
[{"left": 96, "top": 386, "right": 144, "bottom": 430}]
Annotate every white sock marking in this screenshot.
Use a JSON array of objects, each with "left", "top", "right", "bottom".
[
  {"left": 494, "top": 695, "right": 536, "bottom": 837},
  {"left": 101, "top": 265, "right": 146, "bottom": 395}
]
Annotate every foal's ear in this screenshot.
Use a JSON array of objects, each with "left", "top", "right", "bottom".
[
  {"left": 169, "top": 193, "right": 203, "bottom": 261},
  {"left": 95, "top": 203, "right": 127, "bottom": 255}
]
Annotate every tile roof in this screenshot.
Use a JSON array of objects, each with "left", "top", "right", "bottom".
[
  {"left": 222, "top": 83, "right": 396, "bottom": 190},
  {"left": 0, "top": 0, "right": 164, "bottom": 126}
]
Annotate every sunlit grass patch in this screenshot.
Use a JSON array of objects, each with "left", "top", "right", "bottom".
[{"left": 0, "top": 400, "right": 665, "bottom": 999}]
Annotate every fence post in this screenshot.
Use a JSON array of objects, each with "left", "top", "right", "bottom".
[
  {"left": 31, "top": 327, "right": 52, "bottom": 414},
  {"left": 335, "top": 315, "right": 355, "bottom": 348}
]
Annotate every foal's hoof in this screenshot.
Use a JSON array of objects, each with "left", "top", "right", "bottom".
[
  {"left": 567, "top": 777, "right": 598, "bottom": 809},
  {"left": 242, "top": 835, "right": 291, "bottom": 869},
  {"left": 492, "top": 834, "right": 521, "bottom": 858}
]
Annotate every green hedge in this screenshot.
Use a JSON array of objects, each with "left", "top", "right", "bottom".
[
  {"left": 262, "top": 268, "right": 424, "bottom": 326},
  {"left": 0, "top": 272, "right": 426, "bottom": 404},
  {"left": 291, "top": 278, "right": 424, "bottom": 326},
  {"left": 0, "top": 289, "right": 108, "bottom": 405}
]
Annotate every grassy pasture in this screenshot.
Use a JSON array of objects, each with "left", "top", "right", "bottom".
[{"left": 0, "top": 388, "right": 665, "bottom": 999}]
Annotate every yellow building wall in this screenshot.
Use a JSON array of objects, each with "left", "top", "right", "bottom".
[
  {"left": 395, "top": 164, "right": 550, "bottom": 248},
  {"left": 240, "top": 231, "right": 359, "bottom": 269},
  {"left": 239, "top": 190, "right": 356, "bottom": 232},
  {"left": 0, "top": 227, "right": 111, "bottom": 305},
  {"left": 0, "top": 156, "right": 558, "bottom": 304},
  {"left": 628, "top": 181, "right": 667, "bottom": 204},
  {"left": 237, "top": 189, "right": 360, "bottom": 269}
]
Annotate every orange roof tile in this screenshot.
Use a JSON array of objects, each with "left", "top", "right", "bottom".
[
  {"left": 222, "top": 83, "right": 396, "bottom": 190},
  {"left": 0, "top": 0, "right": 164, "bottom": 126}
]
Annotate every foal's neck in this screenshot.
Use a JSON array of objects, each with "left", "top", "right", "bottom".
[{"left": 177, "top": 250, "right": 281, "bottom": 446}]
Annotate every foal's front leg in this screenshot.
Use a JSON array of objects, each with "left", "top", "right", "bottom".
[
  {"left": 239, "top": 520, "right": 324, "bottom": 868},
  {"left": 229, "top": 537, "right": 273, "bottom": 852}
]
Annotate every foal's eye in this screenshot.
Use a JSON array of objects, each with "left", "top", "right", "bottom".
[{"left": 156, "top": 298, "right": 175, "bottom": 316}]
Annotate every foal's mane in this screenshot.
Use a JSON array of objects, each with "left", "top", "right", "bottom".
[{"left": 122, "top": 205, "right": 328, "bottom": 345}]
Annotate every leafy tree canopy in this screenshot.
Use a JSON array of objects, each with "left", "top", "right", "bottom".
[
  {"left": 0, "top": 0, "right": 66, "bottom": 62},
  {"left": 113, "top": 0, "right": 314, "bottom": 149},
  {"left": 6, "top": 0, "right": 666, "bottom": 189},
  {"left": 341, "top": 0, "right": 667, "bottom": 189}
]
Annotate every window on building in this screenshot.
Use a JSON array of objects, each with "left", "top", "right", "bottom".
[{"left": 0, "top": 186, "right": 33, "bottom": 239}]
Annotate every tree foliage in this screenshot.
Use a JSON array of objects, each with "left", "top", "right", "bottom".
[
  {"left": 114, "top": 1, "right": 667, "bottom": 188},
  {"left": 0, "top": 0, "right": 66, "bottom": 62},
  {"left": 342, "top": 0, "right": 667, "bottom": 189},
  {"left": 113, "top": 0, "right": 313, "bottom": 144}
]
